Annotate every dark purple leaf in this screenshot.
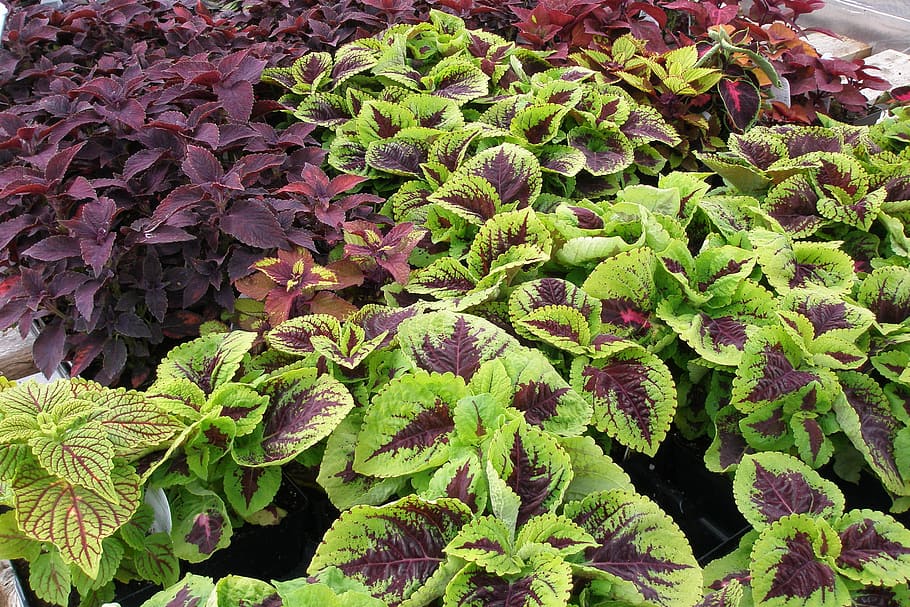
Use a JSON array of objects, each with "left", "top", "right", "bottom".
[
  {"left": 33, "top": 320, "right": 66, "bottom": 376},
  {"left": 23, "top": 236, "right": 80, "bottom": 261},
  {"left": 221, "top": 199, "right": 287, "bottom": 248}
]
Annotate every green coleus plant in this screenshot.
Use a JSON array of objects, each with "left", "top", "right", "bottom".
[
  {"left": 262, "top": 10, "right": 681, "bottom": 212},
  {"left": 0, "top": 377, "right": 182, "bottom": 606},
  {"left": 142, "top": 326, "right": 358, "bottom": 565},
  {"left": 259, "top": 308, "right": 704, "bottom": 607},
  {"left": 700, "top": 452, "right": 910, "bottom": 607}
]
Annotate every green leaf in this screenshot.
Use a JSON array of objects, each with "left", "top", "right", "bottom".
[
  {"left": 510, "top": 104, "right": 566, "bottom": 145},
  {"left": 70, "top": 536, "right": 123, "bottom": 598},
  {"left": 857, "top": 266, "right": 910, "bottom": 333},
  {"left": 733, "top": 452, "right": 844, "bottom": 530},
  {"left": 559, "top": 436, "right": 633, "bottom": 503},
  {"left": 356, "top": 99, "right": 417, "bottom": 141},
  {"left": 425, "top": 61, "right": 489, "bottom": 103},
  {"left": 423, "top": 452, "right": 488, "bottom": 513},
  {"left": 582, "top": 247, "right": 657, "bottom": 319},
  {"left": 14, "top": 461, "right": 140, "bottom": 575},
  {"left": 133, "top": 532, "right": 180, "bottom": 587},
  {"left": 207, "top": 382, "right": 268, "bottom": 437},
  {"left": 516, "top": 305, "right": 592, "bottom": 354},
  {"left": 30, "top": 549, "right": 71, "bottom": 607},
  {"left": 487, "top": 419, "right": 573, "bottom": 527},
  {"left": 833, "top": 508, "right": 910, "bottom": 586},
  {"left": 571, "top": 348, "right": 676, "bottom": 457},
  {"left": 233, "top": 368, "right": 355, "bottom": 466},
  {"left": 294, "top": 93, "right": 350, "bottom": 126},
  {"left": 791, "top": 412, "right": 835, "bottom": 469},
  {"left": 308, "top": 495, "right": 472, "bottom": 607},
  {"left": 354, "top": 370, "right": 466, "bottom": 478},
  {"left": 139, "top": 573, "right": 215, "bottom": 607},
  {"left": 834, "top": 371, "right": 910, "bottom": 497},
  {"left": 156, "top": 331, "right": 256, "bottom": 394},
  {"left": 565, "top": 490, "right": 702, "bottom": 607},
  {"left": 169, "top": 486, "right": 232, "bottom": 563},
  {"left": 443, "top": 549, "right": 573, "bottom": 607},
  {"left": 501, "top": 350, "right": 593, "bottom": 436},
  {"left": 397, "top": 311, "right": 521, "bottom": 380},
  {"left": 0, "top": 511, "right": 41, "bottom": 561},
  {"left": 85, "top": 388, "right": 181, "bottom": 453},
  {"left": 446, "top": 515, "right": 520, "bottom": 575},
  {"left": 28, "top": 422, "right": 117, "bottom": 501},
  {"left": 486, "top": 459, "right": 521, "bottom": 536},
  {"left": 211, "top": 575, "right": 279, "bottom": 607},
  {"left": 318, "top": 408, "right": 407, "bottom": 511},
  {"left": 516, "top": 512, "right": 596, "bottom": 557},
  {"left": 538, "top": 145, "right": 587, "bottom": 176},
  {"left": 222, "top": 462, "right": 282, "bottom": 518},
  {"left": 730, "top": 325, "right": 834, "bottom": 414},
  {"left": 750, "top": 514, "right": 849, "bottom": 607},
  {"left": 429, "top": 173, "right": 504, "bottom": 225},
  {"left": 464, "top": 208, "right": 552, "bottom": 278},
  {"left": 754, "top": 233, "right": 855, "bottom": 295}
]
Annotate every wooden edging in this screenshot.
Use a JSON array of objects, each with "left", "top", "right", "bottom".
[{"left": 0, "top": 329, "right": 36, "bottom": 381}]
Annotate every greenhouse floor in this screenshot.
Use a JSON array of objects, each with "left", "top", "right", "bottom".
[{"left": 800, "top": 0, "right": 910, "bottom": 53}]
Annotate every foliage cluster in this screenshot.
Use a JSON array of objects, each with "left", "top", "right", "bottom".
[{"left": 2, "top": 2, "right": 910, "bottom": 607}]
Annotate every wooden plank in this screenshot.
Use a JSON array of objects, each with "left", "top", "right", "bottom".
[
  {"left": 804, "top": 31, "right": 872, "bottom": 61},
  {"left": 862, "top": 49, "right": 910, "bottom": 100},
  {"left": 0, "top": 328, "right": 37, "bottom": 380}
]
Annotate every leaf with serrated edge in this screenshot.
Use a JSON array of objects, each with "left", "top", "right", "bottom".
[
  {"left": 834, "top": 370, "right": 910, "bottom": 496},
  {"left": 733, "top": 452, "right": 844, "bottom": 530},
  {"left": 834, "top": 509, "right": 910, "bottom": 586},
  {"left": 487, "top": 419, "right": 573, "bottom": 527},
  {"left": 317, "top": 408, "right": 407, "bottom": 511},
  {"left": 308, "top": 495, "right": 472, "bottom": 607},
  {"left": 750, "top": 514, "right": 849, "bottom": 607},
  {"left": 397, "top": 311, "right": 520, "bottom": 380},
  {"left": 565, "top": 490, "right": 701, "bottom": 607},
  {"left": 223, "top": 462, "right": 282, "bottom": 518},
  {"left": 29, "top": 422, "right": 117, "bottom": 501},
  {"left": 139, "top": 573, "right": 215, "bottom": 607},
  {"left": 354, "top": 370, "right": 466, "bottom": 478},
  {"left": 515, "top": 512, "right": 596, "bottom": 557},
  {"left": 133, "top": 532, "right": 180, "bottom": 587},
  {"left": 156, "top": 331, "right": 256, "bottom": 394},
  {"left": 571, "top": 348, "right": 676, "bottom": 456},
  {"left": 14, "top": 461, "right": 140, "bottom": 575},
  {"left": 233, "top": 368, "right": 354, "bottom": 467},
  {"left": 443, "top": 549, "right": 573, "bottom": 607},
  {"left": 445, "top": 515, "right": 520, "bottom": 576},
  {"left": 30, "top": 548, "right": 71, "bottom": 607}
]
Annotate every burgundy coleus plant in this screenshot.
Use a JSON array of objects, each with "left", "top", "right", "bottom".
[
  {"left": 0, "top": 0, "right": 393, "bottom": 385},
  {"left": 277, "top": 164, "right": 381, "bottom": 231}
]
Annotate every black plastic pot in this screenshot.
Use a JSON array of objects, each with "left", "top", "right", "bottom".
[{"left": 620, "top": 433, "right": 751, "bottom": 566}]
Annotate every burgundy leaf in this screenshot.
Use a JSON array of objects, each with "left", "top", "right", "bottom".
[
  {"left": 719, "top": 79, "right": 761, "bottom": 131},
  {"left": 33, "top": 320, "right": 66, "bottom": 377},
  {"left": 23, "top": 236, "right": 81, "bottom": 261},
  {"left": 221, "top": 199, "right": 287, "bottom": 248}
]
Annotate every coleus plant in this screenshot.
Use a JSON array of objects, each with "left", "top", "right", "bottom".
[
  {"left": 700, "top": 452, "right": 910, "bottom": 607},
  {"left": 0, "top": 376, "right": 182, "bottom": 606},
  {"left": 258, "top": 309, "right": 705, "bottom": 607},
  {"left": 262, "top": 10, "right": 682, "bottom": 206},
  {"left": 0, "top": 0, "right": 430, "bottom": 386}
]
